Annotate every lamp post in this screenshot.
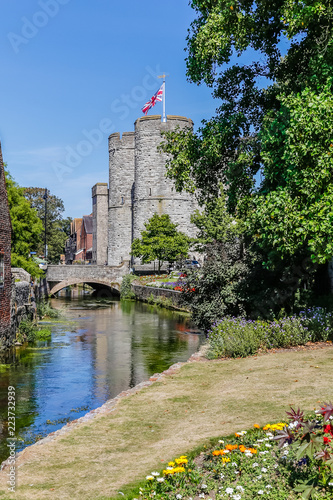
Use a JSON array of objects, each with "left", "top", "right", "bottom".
[{"left": 43, "top": 188, "right": 48, "bottom": 261}]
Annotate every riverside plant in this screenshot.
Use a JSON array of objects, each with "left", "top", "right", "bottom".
[
  {"left": 206, "top": 309, "right": 333, "bottom": 359},
  {"left": 134, "top": 403, "right": 333, "bottom": 500}
]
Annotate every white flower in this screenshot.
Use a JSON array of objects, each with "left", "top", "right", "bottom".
[
  {"left": 283, "top": 443, "right": 289, "bottom": 448},
  {"left": 226, "top": 487, "right": 234, "bottom": 494},
  {"left": 257, "top": 475, "right": 262, "bottom": 480},
  {"left": 258, "top": 490, "right": 264, "bottom": 495},
  {"left": 198, "top": 494, "right": 205, "bottom": 499},
  {"left": 236, "top": 485, "right": 244, "bottom": 492},
  {"left": 223, "top": 449, "right": 230, "bottom": 453},
  {"left": 257, "top": 439, "right": 264, "bottom": 443},
  {"left": 220, "top": 474, "right": 225, "bottom": 479},
  {"left": 259, "top": 451, "right": 269, "bottom": 455},
  {"left": 266, "top": 432, "right": 273, "bottom": 438},
  {"left": 266, "top": 485, "right": 272, "bottom": 489},
  {"left": 156, "top": 478, "right": 164, "bottom": 483},
  {"left": 231, "top": 462, "right": 238, "bottom": 467},
  {"left": 166, "top": 466, "right": 173, "bottom": 470},
  {"left": 265, "top": 443, "right": 272, "bottom": 448},
  {"left": 146, "top": 475, "right": 154, "bottom": 480},
  {"left": 151, "top": 471, "right": 160, "bottom": 476},
  {"left": 329, "top": 481, "right": 333, "bottom": 486},
  {"left": 232, "top": 495, "right": 241, "bottom": 500},
  {"left": 261, "top": 467, "right": 268, "bottom": 473},
  {"left": 245, "top": 452, "right": 252, "bottom": 457},
  {"left": 176, "top": 495, "right": 182, "bottom": 499},
  {"left": 201, "top": 484, "right": 207, "bottom": 489},
  {"left": 288, "top": 422, "right": 297, "bottom": 429},
  {"left": 263, "top": 438, "right": 269, "bottom": 441},
  {"left": 219, "top": 440, "right": 225, "bottom": 444},
  {"left": 252, "top": 462, "right": 259, "bottom": 467}
]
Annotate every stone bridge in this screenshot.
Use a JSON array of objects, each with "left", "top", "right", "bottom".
[{"left": 46, "top": 263, "right": 129, "bottom": 296}]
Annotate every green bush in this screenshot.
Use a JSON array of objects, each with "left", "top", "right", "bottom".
[
  {"left": 120, "top": 274, "right": 136, "bottom": 299},
  {"left": 37, "top": 301, "right": 60, "bottom": 319},
  {"left": 18, "top": 320, "right": 51, "bottom": 343},
  {"left": 207, "top": 318, "right": 267, "bottom": 359},
  {"left": 207, "top": 309, "right": 333, "bottom": 359}
]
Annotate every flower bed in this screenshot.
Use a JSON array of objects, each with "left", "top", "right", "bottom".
[
  {"left": 134, "top": 403, "right": 333, "bottom": 499},
  {"left": 207, "top": 308, "right": 333, "bottom": 359}
]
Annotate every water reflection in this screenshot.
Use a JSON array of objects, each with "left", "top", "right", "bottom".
[{"left": 0, "top": 297, "right": 203, "bottom": 463}]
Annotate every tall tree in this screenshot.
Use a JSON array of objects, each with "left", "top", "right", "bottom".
[
  {"left": 5, "top": 171, "right": 43, "bottom": 277},
  {"left": 131, "top": 214, "right": 191, "bottom": 272},
  {"left": 23, "top": 188, "right": 71, "bottom": 263}
]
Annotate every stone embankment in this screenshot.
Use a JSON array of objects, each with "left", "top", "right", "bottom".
[{"left": 131, "top": 284, "right": 185, "bottom": 309}]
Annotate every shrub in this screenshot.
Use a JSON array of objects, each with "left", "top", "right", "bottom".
[
  {"left": 18, "top": 320, "right": 51, "bottom": 342},
  {"left": 207, "top": 317, "right": 267, "bottom": 358},
  {"left": 300, "top": 307, "right": 333, "bottom": 342},
  {"left": 120, "top": 274, "right": 136, "bottom": 299},
  {"left": 37, "top": 301, "right": 60, "bottom": 319},
  {"left": 268, "top": 316, "right": 311, "bottom": 348}
]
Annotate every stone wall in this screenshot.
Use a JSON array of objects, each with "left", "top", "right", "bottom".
[
  {"left": 11, "top": 267, "right": 31, "bottom": 283},
  {"left": 11, "top": 281, "right": 35, "bottom": 340},
  {"left": 108, "top": 132, "right": 135, "bottom": 266},
  {"left": 92, "top": 183, "right": 108, "bottom": 265},
  {"left": 131, "top": 284, "right": 184, "bottom": 309}
]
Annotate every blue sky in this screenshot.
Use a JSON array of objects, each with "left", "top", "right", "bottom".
[{"left": 0, "top": 0, "right": 218, "bottom": 218}]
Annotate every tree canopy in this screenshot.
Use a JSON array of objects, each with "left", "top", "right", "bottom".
[
  {"left": 23, "top": 187, "right": 71, "bottom": 263},
  {"left": 160, "top": 1, "right": 333, "bottom": 319},
  {"left": 5, "top": 171, "right": 43, "bottom": 277},
  {"left": 131, "top": 214, "right": 191, "bottom": 272}
]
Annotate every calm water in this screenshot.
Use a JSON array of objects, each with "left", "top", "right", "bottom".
[{"left": 0, "top": 297, "right": 204, "bottom": 464}]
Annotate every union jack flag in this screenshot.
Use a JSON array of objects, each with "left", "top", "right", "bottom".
[{"left": 141, "top": 83, "right": 164, "bottom": 115}]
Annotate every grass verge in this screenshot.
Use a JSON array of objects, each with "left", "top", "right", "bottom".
[{"left": 0, "top": 345, "right": 332, "bottom": 499}]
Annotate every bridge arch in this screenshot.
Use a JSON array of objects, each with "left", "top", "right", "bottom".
[{"left": 49, "top": 278, "right": 120, "bottom": 297}]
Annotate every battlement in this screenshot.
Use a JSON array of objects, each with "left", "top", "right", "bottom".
[
  {"left": 135, "top": 115, "right": 193, "bottom": 129},
  {"left": 92, "top": 183, "right": 108, "bottom": 197},
  {"left": 108, "top": 131, "right": 135, "bottom": 150}
]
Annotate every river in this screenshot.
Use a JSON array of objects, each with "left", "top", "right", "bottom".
[{"left": 0, "top": 296, "right": 204, "bottom": 464}]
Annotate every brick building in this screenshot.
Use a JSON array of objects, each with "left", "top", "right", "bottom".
[
  {"left": 0, "top": 142, "right": 13, "bottom": 348},
  {"left": 65, "top": 215, "right": 93, "bottom": 264}
]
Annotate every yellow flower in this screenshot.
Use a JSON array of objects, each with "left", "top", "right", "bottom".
[
  {"left": 175, "top": 458, "right": 188, "bottom": 465},
  {"left": 168, "top": 461, "right": 175, "bottom": 467},
  {"left": 222, "top": 457, "right": 231, "bottom": 463}
]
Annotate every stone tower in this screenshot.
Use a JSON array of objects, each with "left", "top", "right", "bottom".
[
  {"left": 92, "top": 183, "right": 108, "bottom": 265},
  {"left": 105, "top": 115, "right": 198, "bottom": 267},
  {"left": 108, "top": 132, "right": 135, "bottom": 266},
  {"left": 133, "top": 115, "right": 198, "bottom": 243}
]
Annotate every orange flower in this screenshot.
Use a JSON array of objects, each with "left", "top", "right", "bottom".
[
  {"left": 239, "top": 445, "right": 246, "bottom": 453},
  {"left": 212, "top": 449, "right": 225, "bottom": 456},
  {"left": 235, "top": 433, "right": 241, "bottom": 438},
  {"left": 248, "top": 448, "right": 257, "bottom": 454},
  {"left": 254, "top": 424, "right": 260, "bottom": 429},
  {"left": 225, "top": 444, "right": 238, "bottom": 451}
]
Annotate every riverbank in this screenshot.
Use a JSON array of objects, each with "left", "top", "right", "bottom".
[{"left": 0, "top": 342, "right": 332, "bottom": 499}]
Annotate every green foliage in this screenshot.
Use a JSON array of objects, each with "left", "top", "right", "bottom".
[
  {"left": 136, "top": 405, "right": 333, "bottom": 499},
  {"left": 131, "top": 213, "right": 191, "bottom": 272},
  {"left": 36, "top": 300, "right": 61, "bottom": 319},
  {"left": 120, "top": 274, "right": 136, "bottom": 300},
  {"left": 146, "top": 293, "right": 174, "bottom": 309},
  {"left": 207, "top": 310, "right": 333, "bottom": 359},
  {"left": 23, "top": 187, "right": 71, "bottom": 263},
  {"left": 251, "top": 86, "right": 333, "bottom": 266},
  {"left": 18, "top": 320, "right": 51, "bottom": 342},
  {"left": 5, "top": 169, "right": 44, "bottom": 277}
]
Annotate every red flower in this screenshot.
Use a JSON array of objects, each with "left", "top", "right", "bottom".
[
  {"left": 324, "top": 424, "right": 333, "bottom": 436},
  {"left": 323, "top": 437, "right": 331, "bottom": 444}
]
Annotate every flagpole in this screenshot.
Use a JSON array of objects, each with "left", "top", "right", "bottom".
[{"left": 158, "top": 73, "right": 168, "bottom": 123}]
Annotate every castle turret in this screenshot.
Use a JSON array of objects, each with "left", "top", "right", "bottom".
[
  {"left": 133, "top": 115, "right": 198, "bottom": 242},
  {"left": 108, "top": 132, "right": 135, "bottom": 266},
  {"left": 92, "top": 183, "right": 108, "bottom": 265}
]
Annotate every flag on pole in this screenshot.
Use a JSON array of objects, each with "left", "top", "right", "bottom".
[{"left": 141, "top": 83, "right": 164, "bottom": 115}]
